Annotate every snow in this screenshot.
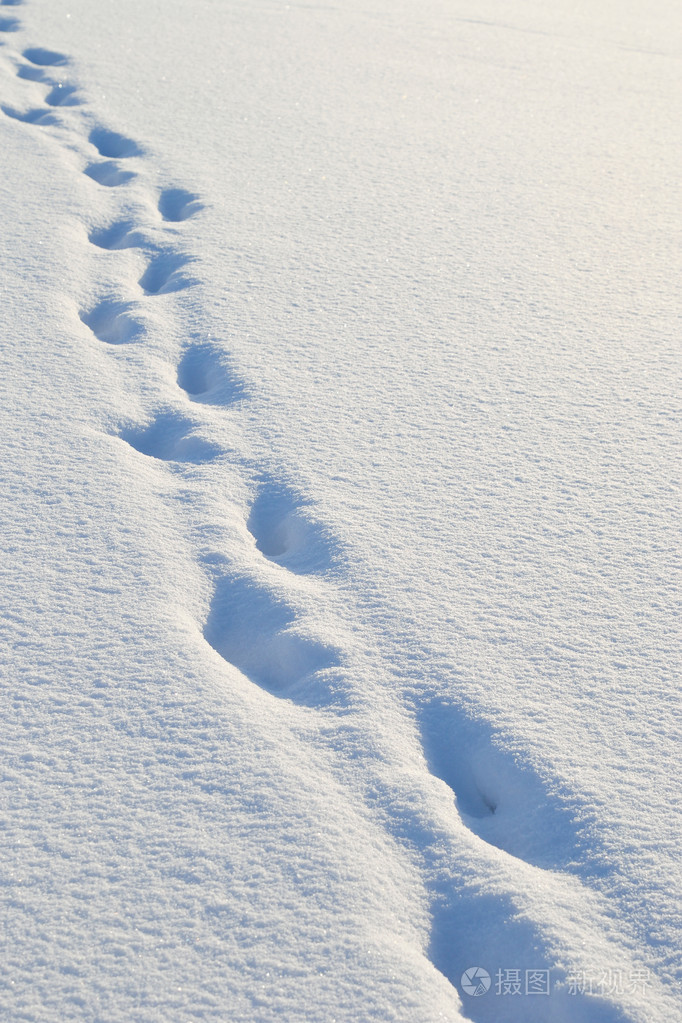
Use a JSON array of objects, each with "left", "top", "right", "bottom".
[{"left": 1, "top": 1, "right": 680, "bottom": 1021}]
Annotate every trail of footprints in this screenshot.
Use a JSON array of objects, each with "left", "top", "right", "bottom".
[
  {"left": 0, "top": 0, "right": 592, "bottom": 854},
  {"left": 0, "top": 9, "right": 339, "bottom": 708},
  {"left": 2, "top": 44, "right": 71, "bottom": 124},
  {"left": 2, "top": 10, "right": 604, "bottom": 1004},
  {"left": 0, "top": 5, "right": 580, "bottom": 828}
]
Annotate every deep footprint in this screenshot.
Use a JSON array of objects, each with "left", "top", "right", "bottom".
[
  {"left": 247, "top": 477, "right": 334, "bottom": 574},
  {"left": 1, "top": 105, "right": 57, "bottom": 126},
  {"left": 45, "top": 83, "right": 80, "bottom": 107},
  {"left": 80, "top": 300, "right": 143, "bottom": 345},
  {"left": 84, "top": 161, "right": 135, "bottom": 187},
  {"left": 139, "top": 252, "right": 196, "bottom": 295},
  {"left": 119, "top": 409, "right": 222, "bottom": 463},
  {"left": 177, "top": 343, "right": 244, "bottom": 406},
  {"left": 419, "top": 701, "right": 587, "bottom": 871},
  {"left": 158, "top": 188, "right": 203, "bottom": 222},
  {"left": 88, "top": 220, "right": 145, "bottom": 251},
  {"left": 204, "top": 574, "right": 338, "bottom": 695},
  {"left": 0, "top": 15, "right": 19, "bottom": 29},
  {"left": 23, "top": 47, "right": 67, "bottom": 66},
  {"left": 89, "top": 127, "right": 142, "bottom": 159},
  {"left": 16, "top": 65, "right": 52, "bottom": 83}
]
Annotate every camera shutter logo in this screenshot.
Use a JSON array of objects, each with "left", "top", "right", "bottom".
[{"left": 461, "top": 967, "right": 491, "bottom": 997}]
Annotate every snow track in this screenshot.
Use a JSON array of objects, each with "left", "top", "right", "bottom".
[
  {"left": 2, "top": 12, "right": 341, "bottom": 718},
  {"left": 1, "top": 2, "right": 680, "bottom": 1022}
]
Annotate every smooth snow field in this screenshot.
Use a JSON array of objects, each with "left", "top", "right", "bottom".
[{"left": 1, "top": 1, "right": 680, "bottom": 1021}]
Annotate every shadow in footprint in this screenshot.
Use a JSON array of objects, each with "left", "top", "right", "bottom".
[
  {"left": 88, "top": 220, "right": 145, "bottom": 251},
  {"left": 17, "top": 65, "right": 51, "bottom": 82},
  {"left": 428, "top": 885, "right": 627, "bottom": 1023},
  {"left": 80, "top": 300, "right": 143, "bottom": 345},
  {"left": 419, "top": 701, "right": 588, "bottom": 872},
  {"left": 430, "top": 886, "right": 549, "bottom": 1018},
  {"left": 89, "top": 126, "right": 142, "bottom": 159},
  {"left": 23, "top": 47, "right": 67, "bottom": 66},
  {"left": 158, "top": 188, "right": 203, "bottom": 222},
  {"left": 84, "top": 161, "right": 135, "bottom": 187},
  {"left": 0, "top": 15, "right": 19, "bottom": 29},
  {"left": 247, "top": 478, "right": 335, "bottom": 575},
  {"left": 119, "top": 409, "right": 222, "bottom": 463},
  {"left": 177, "top": 342, "right": 245, "bottom": 406},
  {"left": 139, "top": 252, "right": 197, "bottom": 295},
  {"left": 0, "top": 0, "right": 22, "bottom": 5},
  {"left": 204, "top": 574, "right": 338, "bottom": 697},
  {"left": 45, "top": 83, "right": 80, "bottom": 107},
  {"left": 1, "top": 105, "right": 57, "bottom": 126}
]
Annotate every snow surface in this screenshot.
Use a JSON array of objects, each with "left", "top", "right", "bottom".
[{"left": 1, "top": 1, "right": 680, "bottom": 1021}]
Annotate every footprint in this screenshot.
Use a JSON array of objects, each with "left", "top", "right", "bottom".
[
  {"left": 1, "top": 1, "right": 22, "bottom": 6},
  {"left": 119, "top": 409, "right": 222, "bottom": 463},
  {"left": 23, "top": 47, "right": 67, "bottom": 66},
  {"left": 16, "top": 65, "right": 51, "bottom": 82},
  {"left": 45, "top": 83, "right": 80, "bottom": 107},
  {"left": 1, "top": 105, "right": 57, "bottom": 126},
  {"left": 429, "top": 887, "right": 595, "bottom": 1021},
  {"left": 0, "top": 15, "right": 19, "bottom": 29},
  {"left": 419, "top": 702, "right": 585, "bottom": 871},
  {"left": 158, "top": 188, "right": 203, "bottom": 222},
  {"left": 79, "top": 300, "right": 143, "bottom": 345},
  {"left": 139, "top": 252, "right": 196, "bottom": 295},
  {"left": 247, "top": 477, "right": 334, "bottom": 574},
  {"left": 88, "top": 220, "right": 145, "bottom": 251},
  {"left": 84, "top": 161, "right": 135, "bottom": 187},
  {"left": 204, "top": 574, "right": 338, "bottom": 695},
  {"left": 177, "top": 342, "right": 244, "bottom": 406},
  {"left": 89, "top": 127, "right": 142, "bottom": 159}
]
